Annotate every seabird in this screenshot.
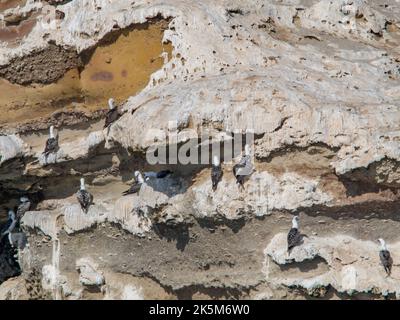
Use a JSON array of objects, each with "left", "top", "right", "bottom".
[
  {"left": 144, "top": 170, "right": 173, "bottom": 181},
  {"left": 122, "top": 171, "right": 145, "bottom": 196},
  {"left": 233, "top": 144, "right": 253, "bottom": 189},
  {"left": 1, "top": 210, "right": 16, "bottom": 241},
  {"left": 43, "top": 125, "right": 59, "bottom": 157},
  {"left": 287, "top": 216, "right": 301, "bottom": 254},
  {"left": 104, "top": 98, "right": 121, "bottom": 129},
  {"left": 76, "top": 178, "right": 93, "bottom": 213},
  {"left": 378, "top": 238, "right": 392, "bottom": 276},
  {"left": 16, "top": 196, "right": 31, "bottom": 220},
  {"left": 211, "top": 155, "right": 223, "bottom": 191}
]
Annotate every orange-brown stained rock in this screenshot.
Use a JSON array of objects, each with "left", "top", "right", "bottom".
[{"left": 0, "top": 20, "right": 172, "bottom": 130}]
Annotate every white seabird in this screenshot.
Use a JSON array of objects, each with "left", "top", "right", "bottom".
[
  {"left": 233, "top": 144, "right": 253, "bottom": 189},
  {"left": 378, "top": 238, "right": 392, "bottom": 276},
  {"left": 211, "top": 155, "right": 223, "bottom": 191},
  {"left": 122, "top": 171, "right": 145, "bottom": 195},
  {"left": 104, "top": 98, "right": 121, "bottom": 129},
  {"left": 287, "top": 216, "right": 302, "bottom": 254}
]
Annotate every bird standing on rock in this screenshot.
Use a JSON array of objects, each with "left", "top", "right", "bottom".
[
  {"left": 144, "top": 170, "right": 173, "bottom": 181},
  {"left": 104, "top": 98, "right": 121, "bottom": 130},
  {"left": 43, "top": 126, "right": 59, "bottom": 158},
  {"left": 287, "top": 216, "right": 302, "bottom": 254},
  {"left": 76, "top": 178, "right": 93, "bottom": 213},
  {"left": 16, "top": 196, "right": 31, "bottom": 220},
  {"left": 233, "top": 144, "right": 253, "bottom": 189},
  {"left": 211, "top": 155, "right": 223, "bottom": 191},
  {"left": 1, "top": 210, "right": 16, "bottom": 241},
  {"left": 122, "top": 171, "right": 145, "bottom": 196},
  {"left": 378, "top": 238, "right": 392, "bottom": 276}
]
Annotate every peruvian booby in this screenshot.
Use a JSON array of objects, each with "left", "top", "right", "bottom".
[
  {"left": 144, "top": 170, "right": 173, "bottom": 181},
  {"left": 1, "top": 210, "right": 16, "bottom": 241},
  {"left": 122, "top": 171, "right": 145, "bottom": 195},
  {"left": 76, "top": 178, "right": 93, "bottom": 213},
  {"left": 233, "top": 144, "right": 253, "bottom": 189},
  {"left": 104, "top": 98, "right": 121, "bottom": 129},
  {"left": 211, "top": 155, "right": 223, "bottom": 191},
  {"left": 378, "top": 238, "right": 392, "bottom": 276},
  {"left": 16, "top": 196, "right": 31, "bottom": 220},
  {"left": 287, "top": 216, "right": 301, "bottom": 254},
  {"left": 43, "top": 126, "right": 59, "bottom": 157}
]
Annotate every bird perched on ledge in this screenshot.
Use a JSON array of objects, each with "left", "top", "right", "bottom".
[
  {"left": 122, "top": 171, "right": 145, "bottom": 196},
  {"left": 1, "top": 210, "right": 16, "bottom": 242},
  {"left": 16, "top": 196, "right": 31, "bottom": 220},
  {"left": 378, "top": 238, "right": 392, "bottom": 276},
  {"left": 76, "top": 178, "right": 93, "bottom": 213},
  {"left": 287, "top": 216, "right": 302, "bottom": 255},
  {"left": 43, "top": 125, "right": 59, "bottom": 158},
  {"left": 233, "top": 144, "right": 253, "bottom": 189},
  {"left": 211, "top": 155, "right": 223, "bottom": 191},
  {"left": 104, "top": 98, "right": 121, "bottom": 130}
]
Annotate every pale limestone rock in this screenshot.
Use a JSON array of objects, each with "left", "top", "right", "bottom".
[{"left": 265, "top": 233, "right": 400, "bottom": 297}]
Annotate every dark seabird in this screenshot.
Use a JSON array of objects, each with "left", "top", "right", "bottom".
[
  {"left": 104, "top": 98, "right": 121, "bottom": 129},
  {"left": 287, "top": 216, "right": 301, "bottom": 254},
  {"left": 1, "top": 210, "right": 16, "bottom": 241},
  {"left": 211, "top": 155, "right": 223, "bottom": 191},
  {"left": 122, "top": 171, "right": 144, "bottom": 196},
  {"left": 76, "top": 178, "right": 93, "bottom": 213},
  {"left": 233, "top": 144, "right": 253, "bottom": 189},
  {"left": 16, "top": 196, "right": 31, "bottom": 220},
  {"left": 378, "top": 238, "right": 392, "bottom": 276},
  {"left": 144, "top": 170, "right": 173, "bottom": 181},
  {"left": 43, "top": 126, "right": 59, "bottom": 157}
]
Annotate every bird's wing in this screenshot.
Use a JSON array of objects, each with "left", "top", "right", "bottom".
[
  {"left": 287, "top": 228, "right": 300, "bottom": 247},
  {"left": 157, "top": 170, "right": 172, "bottom": 178},
  {"left": 212, "top": 165, "right": 223, "bottom": 181},
  {"left": 77, "top": 190, "right": 91, "bottom": 207}
]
